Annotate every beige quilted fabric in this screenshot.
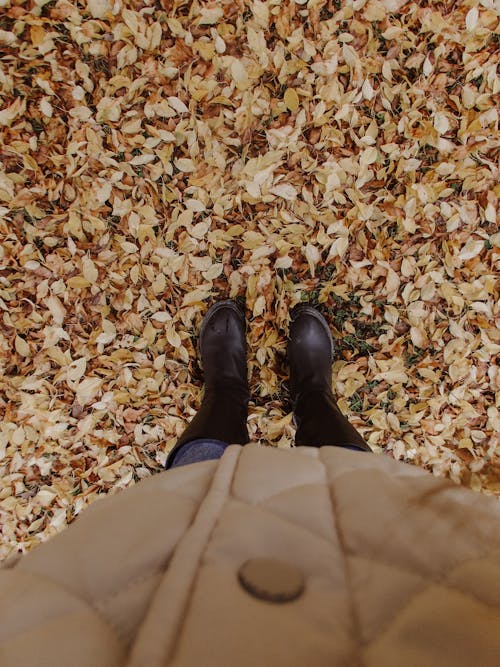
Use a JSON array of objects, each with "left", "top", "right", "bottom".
[{"left": 1, "top": 444, "right": 500, "bottom": 666}]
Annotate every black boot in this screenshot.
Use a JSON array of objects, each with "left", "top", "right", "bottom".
[
  {"left": 287, "top": 303, "right": 371, "bottom": 451},
  {"left": 165, "top": 299, "right": 251, "bottom": 469}
]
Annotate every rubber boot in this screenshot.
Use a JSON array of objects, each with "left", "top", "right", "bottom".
[
  {"left": 165, "top": 300, "right": 250, "bottom": 469},
  {"left": 287, "top": 303, "right": 371, "bottom": 451}
]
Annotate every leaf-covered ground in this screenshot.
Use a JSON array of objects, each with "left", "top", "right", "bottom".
[{"left": 0, "top": 0, "right": 499, "bottom": 560}]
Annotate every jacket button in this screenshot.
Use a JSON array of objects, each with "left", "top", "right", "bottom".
[{"left": 238, "top": 558, "right": 305, "bottom": 603}]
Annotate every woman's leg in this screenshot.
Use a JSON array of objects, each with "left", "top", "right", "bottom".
[
  {"left": 292, "top": 389, "right": 371, "bottom": 451},
  {"left": 165, "top": 300, "right": 250, "bottom": 470},
  {"left": 169, "top": 438, "right": 229, "bottom": 468},
  {"left": 288, "top": 304, "right": 371, "bottom": 452}
]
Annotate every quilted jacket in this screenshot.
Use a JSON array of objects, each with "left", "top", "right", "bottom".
[{"left": 1, "top": 443, "right": 500, "bottom": 666}]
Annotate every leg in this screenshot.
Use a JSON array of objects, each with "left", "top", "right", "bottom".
[
  {"left": 169, "top": 438, "right": 229, "bottom": 468},
  {"left": 165, "top": 300, "right": 250, "bottom": 469},
  {"left": 287, "top": 304, "right": 371, "bottom": 452},
  {"left": 292, "top": 389, "right": 370, "bottom": 451}
]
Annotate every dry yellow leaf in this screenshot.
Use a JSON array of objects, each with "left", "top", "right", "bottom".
[
  {"left": 153, "top": 354, "right": 166, "bottom": 370},
  {"left": 30, "top": 25, "right": 46, "bottom": 47},
  {"left": 75, "top": 377, "right": 103, "bottom": 407},
  {"left": 15, "top": 336, "right": 30, "bottom": 357},
  {"left": 203, "top": 263, "right": 224, "bottom": 280},
  {"left": 0, "top": 29, "right": 17, "bottom": 47},
  {"left": 174, "top": 158, "right": 195, "bottom": 172},
  {"left": 67, "top": 276, "right": 91, "bottom": 289},
  {"left": 67, "top": 358, "right": 87, "bottom": 383},
  {"left": 120, "top": 241, "right": 139, "bottom": 254},
  {"left": 284, "top": 88, "right": 299, "bottom": 113},
  {"left": 46, "top": 296, "right": 66, "bottom": 325},
  {"left": 166, "top": 325, "right": 181, "bottom": 348},
  {"left": 82, "top": 258, "right": 99, "bottom": 283},
  {"left": 231, "top": 59, "right": 250, "bottom": 90},
  {"left": 87, "top": 0, "right": 112, "bottom": 19}
]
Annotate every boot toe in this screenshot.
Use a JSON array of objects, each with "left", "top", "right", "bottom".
[
  {"left": 198, "top": 300, "right": 248, "bottom": 388},
  {"left": 199, "top": 301, "right": 246, "bottom": 352},
  {"left": 288, "top": 306, "right": 335, "bottom": 361}
]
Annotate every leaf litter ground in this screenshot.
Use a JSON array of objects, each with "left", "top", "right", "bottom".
[{"left": 0, "top": 0, "right": 499, "bottom": 559}]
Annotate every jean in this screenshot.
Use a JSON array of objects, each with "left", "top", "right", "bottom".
[{"left": 170, "top": 438, "right": 368, "bottom": 469}]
